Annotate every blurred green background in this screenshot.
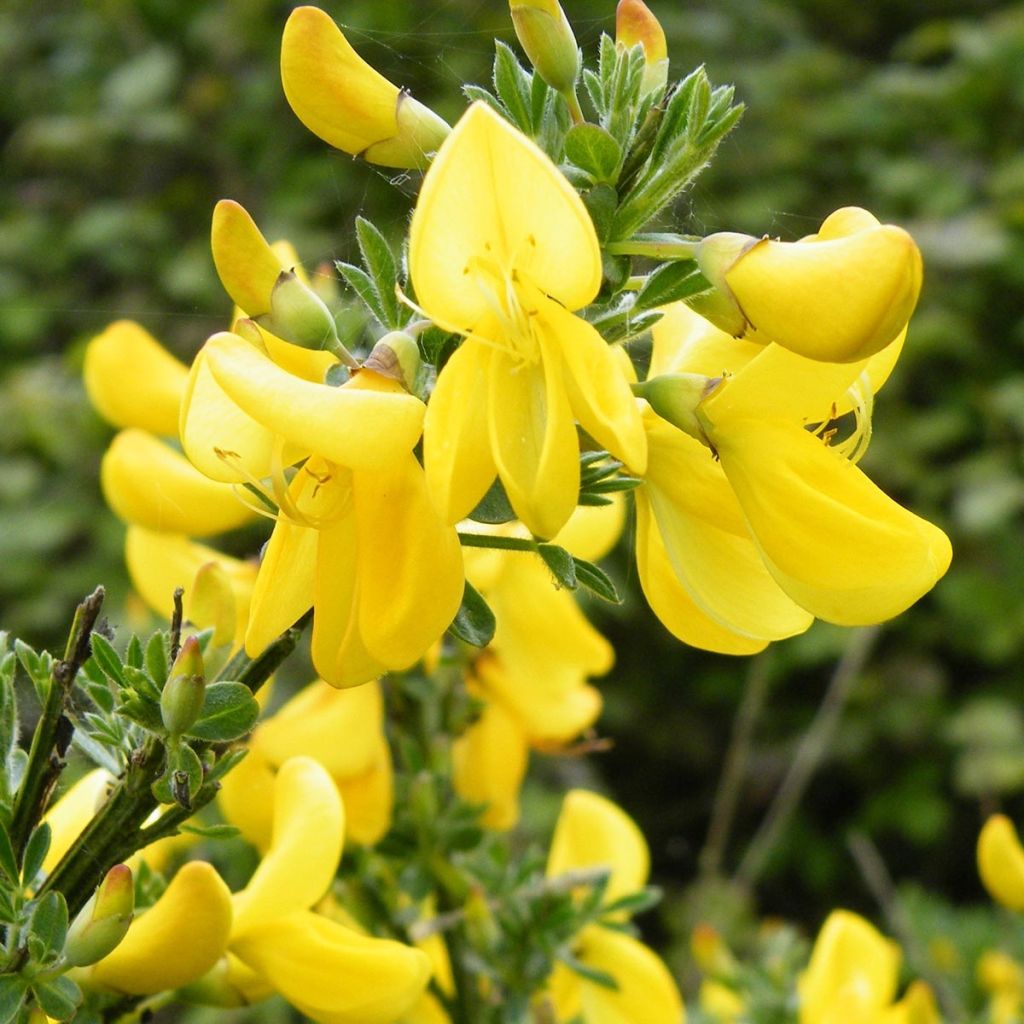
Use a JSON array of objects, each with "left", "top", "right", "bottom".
[{"left": 3, "top": 0, "right": 1024, "bottom": 993}]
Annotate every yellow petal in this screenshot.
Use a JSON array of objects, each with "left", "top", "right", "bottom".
[
  {"left": 643, "top": 412, "right": 814, "bottom": 641},
  {"left": 124, "top": 527, "right": 256, "bottom": 635},
  {"left": 180, "top": 345, "right": 277, "bottom": 484},
  {"left": 727, "top": 218, "right": 923, "bottom": 363},
  {"left": 402, "top": 993, "right": 452, "bottom": 1024},
  {"left": 211, "top": 200, "right": 286, "bottom": 317},
  {"left": 979, "top": 815, "right": 1024, "bottom": 912},
  {"left": 423, "top": 341, "right": 497, "bottom": 525},
  {"left": 312, "top": 508, "right": 388, "bottom": 688},
  {"left": 553, "top": 494, "right": 626, "bottom": 563},
  {"left": 541, "top": 295, "right": 647, "bottom": 474},
  {"left": 230, "top": 911, "right": 432, "bottom": 1024},
  {"left": 280, "top": 7, "right": 397, "bottom": 156},
  {"left": 881, "top": 981, "right": 942, "bottom": 1024},
  {"left": 337, "top": 736, "right": 394, "bottom": 846},
  {"left": 204, "top": 332, "right": 424, "bottom": 470},
  {"left": 489, "top": 346, "right": 578, "bottom": 540},
  {"left": 232, "top": 757, "right": 344, "bottom": 935},
  {"left": 42, "top": 769, "right": 111, "bottom": 875},
  {"left": 187, "top": 560, "right": 239, "bottom": 647},
  {"left": 256, "top": 679, "right": 383, "bottom": 780},
  {"left": 410, "top": 102, "right": 600, "bottom": 327},
  {"left": 708, "top": 417, "right": 952, "bottom": 625},
  {"left": 576, "top": 926, "right": 686, "bottom": 1024},
  {"left": 217, "top": 746, "right": 276, "bottom": 853},
  {"left": 84, "top": 321, "right": 188, "bottom": 436},
  {"left": 634, "top": 491, "right": 769, "bottom": 655},
  {"left": 547, "top": 790, "right": 648, "bottom": 904},
  {"left": 452, "top": 696, "right": 528, "bottom": 830},
  {"left": 101, "top": 429, "right": 253, "bottom": 536},
  {"left": 798, "top": 910, "right": 900, "bottom": 1024},
  {"left": 352, "top": 453, "right": 464, "bottom": 669},
  {"left": 261, "top": 324, "right": 337, "bottom": 384},
  {"left": 650, "top": 302, "right": 762, "bottom": 380},
  {"left": 244, "top": 511, "right": 319, "bottom": 658},
  {"left": 90, "top": 862, "right": 232, "bottom": 995}
]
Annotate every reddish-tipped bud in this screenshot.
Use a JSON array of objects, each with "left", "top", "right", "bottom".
[
  {"left": 64, "top": 864, "right": 135, "bottom": 967},
  {"left": 616, "top": 0, "right": 669, "bottom": 96},
  {"left": 160, "top": 636, "right": 206, "bottom": 737}
]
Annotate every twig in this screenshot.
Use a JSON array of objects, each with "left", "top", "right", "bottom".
[
  {"left": 168, "top": 587, "right": 184, "bottom": 663},
  {"left": 847, "top": 831, "right": 965, "bottom": 1022},
  {"left": 10, "top": 587, "right": 105, "bottom": 856},
  {"left": 699, "top": 649, "right": 774, "bottom": 878},
  {"left": 735, "top": 626, "right": 880, "bottom": 887}
]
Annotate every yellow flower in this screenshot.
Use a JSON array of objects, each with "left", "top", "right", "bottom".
[
  {"left": 410, "top": 102, "right": 646, "bottom": 539},
  {"left": 281, "top": 6, "right": 450, "bottom": 169},
  {"left": 798, "top": 910, "right": 900, "bottom": 1024},
  {"left": 220, "top": 679, "right": 394, "bottom": 847},
  {"left": 453, "top": 502, "right": 622, "bottom": 828},
  {"left": 84, "top": 862, "right": 233, "bottom": 995},
  {"left": 202, "top": 757, "right": 432, "bottom": 1023},
  {"left": 84, "top": 321, "right": 188, "bottom": 436},
  {"left": 635, "top": 302, "right": 950, "bottom": 648},
  {"left": 696, "top": 207, "right": 923, "bottom": 363},
  {"left": 978, "top": 814, "right": 1024, "bottom": 912},
  {"left": 544, "top": 790, "right": 685, "bottom": 1023},
  {"left": 181, "top": 330, "right": 463, "bottom": 687},
  {"left": 978, "top": 950, "right": 1024, "bottom": 1024}
]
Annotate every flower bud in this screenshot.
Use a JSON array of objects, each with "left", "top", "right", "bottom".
[
  {"left": 616, "top": 0, "right": 669, "bottom": 96},
  {"left": 691, "top": 922, "right": 738, "bottom": 980},
  {"left": 362, "top": 331, "right": 421, "bottom": 392},
  {"left": 257, "top": 270, "right": 340, "bottom": 352},
  {"left": 281, "top": 7, "right": 450, "bottom": 170},
  {"left": 509, "top": 0, "right": 581, "bottom": 96},
  {"left": 160, "top": 636, "right": 206, "bottom": 738},
  {"left": 979, "top": 814, "right": 1024, "bottom": 912},
  {"left": 631, "top": 373, "right": 723, "bottom": 446},
  {"left": 64, "top": 865, "right": 135, "bottom": 967}
]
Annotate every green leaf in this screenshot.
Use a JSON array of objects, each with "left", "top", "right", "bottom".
[
  {"left": 116, "top": 694, "right": 163, "bottom": 733},
  {"left": 186, "top": 682, "right": 259, "bottom": 742},
  {"left": 123, "top": 664, "right": 161, "bottom": 702},
  {"left": 30, "top": 975, "right": 81, "bottom": 1021},
  {"left": 0, "top": 976, "right": 27, "bottom": 1024},
  {"left": 601, "top": 885, "right": 662, "bottom": 917},
  {"left": 88, "top": 634, "right": 125, "bottom": 687},
  {"left": 154, "top": 742, "right": 203, "bottom": 809},
  {"left": 468, "top": 477, "right": 516, "bottom": 525},
  {"left": 565, "top": 123, "right": 622, "bottom": 184},
  {"left": 0, "top": 822, "right": 18, "bottom": 884},
  {"left": 583, "top": 184, "right": 618, "bottom": 243},
  {"left": 560, "top": 946, "right": 619, "bottom": 989},
  {"left": 492, "top": 41, "right": 533, "bottom": 134},
  {"left": 538, "top": 544, "right": 577, "bottom": 590},
  {"left": 15, "top": 640, "right": 50, "bottom": 704},
  {"left": 124, "top": 635, "right": 143, "bottom": 670},
  {"left": 28, "top": 891, "right": 68, "bottom": 961},
  {"left": 335, "top": 261, "right": 388, "bottom": 328},
  {"left": 84, "top": 678, "right": 116, "bottom": 714},
  {"left": 21, "top": 823, "right": 50, "bottom": 887},
  {"left": 144, "top": 631, "right": 168, "bottom": 689},
  {"left": 449, "top": 581, "right": 496, "bottom": 649},
  {"left": 0, "top": 654, "right": 19, "bottom": 793},
  {"left": 633, "top": 261, "right": 709, "bottom": 311},
  {"left": 461, "top": 84, "right": 504, "bottom": 116},
  {"left": 178, "top": 822, "right": 240, "bottom": 840},
  {"left": 572, "top": 557, "right": 621, "bottom": 604},
  {"left": 355, "top": 217, "right": 401, "bottom": 329},
  {"left": 204, "top": 746, "right": 248, "bottom": 785}
]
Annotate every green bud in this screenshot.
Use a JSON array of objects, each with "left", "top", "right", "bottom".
[
  {"left": 361, "top": 331, "right": 421, "bottom": 392},
  {"left": 160, "top": 635, "right": 206, "bottom": 738},
  {"left": 509, "top": 0, "right": 580, "bottom": 96},
  {"left": 63, "top": 865, "right": 134, "bottom": 967},
  {"left": 692, "top": 232, "right": 762, "bottom": 336},
  {"left": 365, "top": 92, "right": 452, "bottom": 168},
  {"left": 464, "top": 886, "right": 500, "bottom": 951},
  {"left": 258, "top": 269, "right": 341, "bottom": 351},
  {"left": 631, "top": 373, "right": 723, "bottom": 446}
]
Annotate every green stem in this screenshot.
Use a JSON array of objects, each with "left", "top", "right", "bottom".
[
  {"left": 699, "top": 650, "right": 773, "bottom": 878},
  {"left": 456, "top": 533, "right": 537, "bottom": 553},
  {"left": 10, "top": 588, "right": 105, "bottom": 857},
  {"left": 605, "top": 234, "right": 701, "bottom": 260},
  {"left": 562, "top": 87, "right": 584, "bottom": 126},
  {"left": 216, "top": 612, "right": 309, "bottom": 692},
  {"left": 734, "top": 626, "right": 880, "bottom": 887}
]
